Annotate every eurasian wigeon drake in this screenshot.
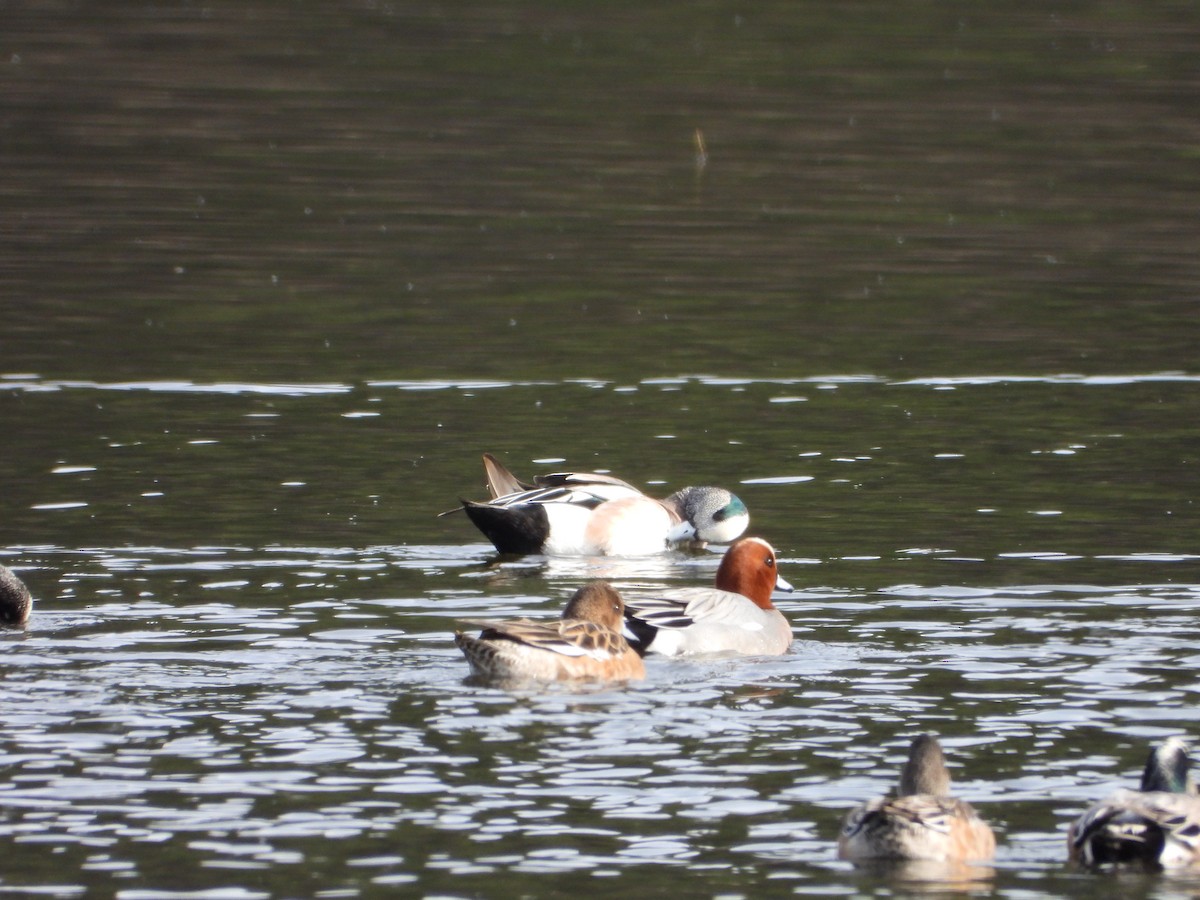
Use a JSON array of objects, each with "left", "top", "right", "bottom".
[
  {"left": 838, "top": 734, "right": 997, "bottom": 863},
  {"left": 0, "top": 564, "right": 32, "bottom": 628},
  {"left": 446, "top": 453, "right": 749, "bottom": 556},
  {"left": 1069, "top": 737, "right": 1200, "bottom": 868},
  {"left": 622, "top": 537, "right": 793, "bottom": 656},
  {"left": 455, "top": 580, "right": 646, "bottom": 683}
]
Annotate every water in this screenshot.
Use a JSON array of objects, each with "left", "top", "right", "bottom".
[{"left": 4, "top": 1, "right": 1200, "bottom": 897}]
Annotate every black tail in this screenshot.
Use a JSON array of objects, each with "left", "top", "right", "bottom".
[
  {"left": 462, "top": 500, "right": 548, "bottom": 555},
  {"left": 1079, "top": 813, "right": 1166, "bottom": 867},
  {"left": 622, "top": 612, "right": 657, "bottom": 656}
]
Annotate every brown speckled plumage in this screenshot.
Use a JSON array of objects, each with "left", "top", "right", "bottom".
[
  {"left": 839, "top": 735, "right": 996, "bottom": 863},
  {"left": 455, "top": 581, "right": 645, "bottom": 683}
]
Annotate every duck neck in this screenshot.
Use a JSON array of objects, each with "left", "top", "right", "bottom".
[
  {"left": 898, "top": 735, "right": 952, "bottom": 797},
  {"left": 1142, "top": 739, "right": 1193, "bottom": 794}
]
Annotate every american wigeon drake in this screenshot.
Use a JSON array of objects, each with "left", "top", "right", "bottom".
[
  {"left": 1069, "top": 737, "right": 1200, "bottom": 868},
  {"left": 455, "top": 580, "right": 646, "bottom": 683},
  {"left": 622, "top": 537, "right": 793, "bottom": 656},
  {"left": 447, "top": 453, "right": 749, "bottom": 556},
  {"left": 0, "top": 564, "right": 32, "bottom": 628},
  {"left": 839, "top": 734, "right": 997, "bottom": 863}
]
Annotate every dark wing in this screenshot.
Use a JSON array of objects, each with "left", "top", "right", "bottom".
[{"left": 1071, "top": 789, "right": 1200, "bottom": 867}]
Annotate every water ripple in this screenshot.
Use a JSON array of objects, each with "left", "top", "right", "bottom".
[{"left": 4, "top": 541, "right": 1200, "bottom": 896}]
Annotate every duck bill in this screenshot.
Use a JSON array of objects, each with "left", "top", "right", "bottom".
[
  {"left": 666, "top": 520, "right": 698, "bottom": 543},
  {"left": 774, "top": 573, "right": 795, "bottom": 594}
]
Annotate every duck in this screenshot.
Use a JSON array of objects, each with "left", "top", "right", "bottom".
[
  {"left": 455, "top": 580, "right": 646, "bottom": 682},
  {"left": 1068, "top": 736, "right": 1200, "bottom": 868},
  {"left": 838, "top": 734, "right": 997, "bottom": 863},
  {"left": 0, "top": 564, "right": 32, "bottom": 628},
  {"left": 622, "top": 536, "right": 793, "bottom": 656},
  {"left": 445, "top": 453, "right": 749, "bottom": 556}
]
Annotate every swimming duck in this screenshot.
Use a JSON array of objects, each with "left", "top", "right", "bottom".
[
  {"left": 622, "top": 537, "right": 793, "bottom": 656},
  {"left": 455, "top": 580, "right": 646, "bottom": 682},
  {"left": 447, "top": 453, "right": 749, "bottom": 556},
  {"left": 1069, "top": 736, "right": 1200, "bottom": 868},
  {"left": 838, "top": 734, "right": 997, "bottom": 863},
  {"left": 0, "top": 564, "right": 31, "bottom": 628}
]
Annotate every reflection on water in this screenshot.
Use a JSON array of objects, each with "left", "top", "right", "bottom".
[
  {"left": 6, "top": 3, "right": 1200, "bottom": 385},
  {"left": 6, "top": 524, "right": 1200, "bottom": 895},
  {"left": 2, "top": 374, "right": 1200, "bottom": 900},
  {"left": 5, "top": 0, "right": 1200, "bottom": 895}
]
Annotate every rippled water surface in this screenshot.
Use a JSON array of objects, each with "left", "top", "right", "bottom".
[
  {"left": 5, "top": 1, "right": 1200, "bottom": 897},
  {"left": 5, "top": 375, "right": 1200, "bottom": 898}
]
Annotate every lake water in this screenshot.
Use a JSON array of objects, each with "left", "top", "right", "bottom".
[{"left": 3, "top": 2, "right": 1200, "bottom": 897}]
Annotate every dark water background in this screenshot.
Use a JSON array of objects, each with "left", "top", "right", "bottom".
[{"left": 3, "top": 2, "right": 1200, "bottom": 897}]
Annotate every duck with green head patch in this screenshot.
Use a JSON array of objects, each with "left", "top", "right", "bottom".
[
  {"left": 1069, "top": 737, "right": 1200, "bottom": 869},
  {"left": 445, "top": 453, "right": 749, "bottom": 556}
]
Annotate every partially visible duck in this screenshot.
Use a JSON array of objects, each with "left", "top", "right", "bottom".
[
  {"left": 0, "top": 564, "right": 31, "bottom": 628},
  {"left": 622, "top": 537, "right": 793, "bottom": 656},
  {"left": 839, "top": 734, "right": 997, "bottom": 863},
  {"left": 447, "top": 453, "right": 749, "bottom": 556},
  {"left": 1069, "top": 737, "right": 1200, "bottom": 868},
  {"left": 455, "top": 580, "right": 646, "bottom": 682}
]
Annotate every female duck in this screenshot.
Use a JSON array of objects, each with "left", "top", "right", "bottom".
[
  {"left": 448, "top": 453, "right": 749, "bottom": 556},
  {"left": 455, "top": 580, "right": 645, "bottom": 682},
  {"left": 622, "top": 537, "right": 793, "bottom": 656},
  {"left": 839, "top": 734, "right": 997, "bottom": 863},
  {"left": 1069, "top": 737, "right": 1200, "bottom": 868},
  {"left": 0, "top": 564, "right": 31, "bottom": 628}
]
